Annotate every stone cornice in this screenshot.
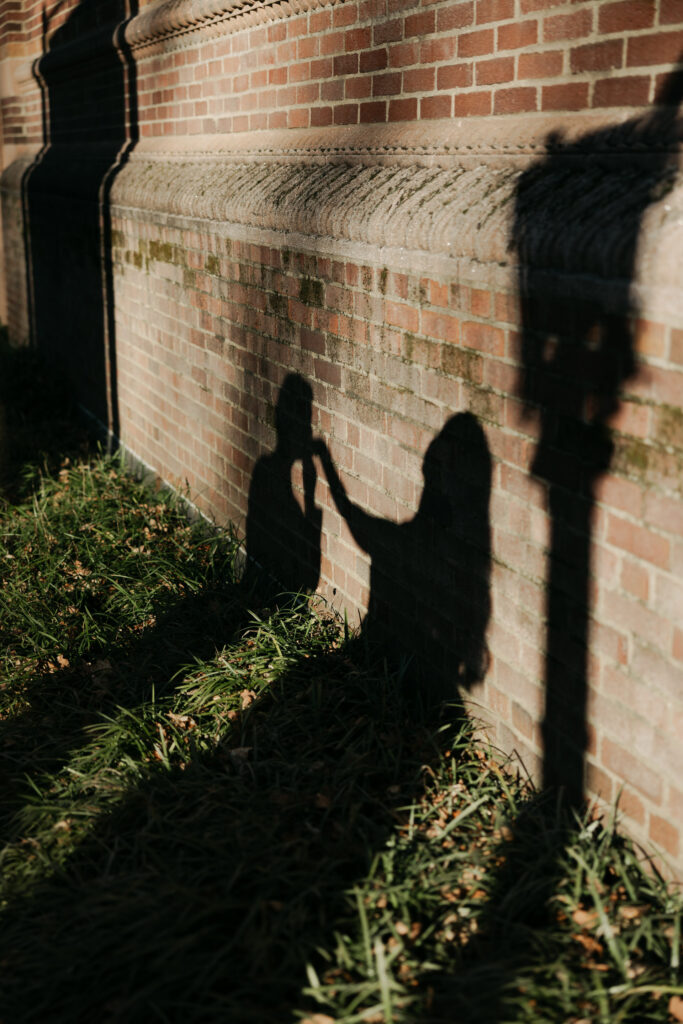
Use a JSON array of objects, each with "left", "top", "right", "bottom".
[
  {"left": 126, "top": 0, "right": 340, "bottom": 52},
  {"left": 130, "top": 114, "right": 682, "bottom": 166},
  {"left": 107, "top": 125, "right": 683, "bottom": 294}
]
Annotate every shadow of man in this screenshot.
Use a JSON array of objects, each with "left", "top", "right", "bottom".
[
  {"left": 513, "top": 65, "right": 683, "bottom": 808},
  {"left": 244, "top": 374, "right": 322, "bottom": 604},
  {"left": 315, "top": 411, "right": 491, "bottom": 703}
]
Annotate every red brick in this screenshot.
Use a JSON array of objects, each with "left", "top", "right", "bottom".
[
  {"left": 386, "top": 300, "right": 419, "bottom": 332},
  {"left": 360, "top": 100, "right": 386, "bottom": 122},
  {"left": 388, "top": 96, "right": 417, "bottom": 119},
  {"left": 404, "top": 66, "right": 435, "bottom": 91},
  {"left": 334, "top": 53, "right": 358, "bottom": 76},
  {"left": 453, "top": 90, "right": 491, "bottom": 115},
  {"left": 345, "top": 75, "right": 372, "bottom": 98},
  {"left": 621, "top": 559, "right": 650, "bottom": 602},
  {"left": 404, "top": 10, "right": 435, "bottom": 37},
  {"left": 372, "top": 71, "right": 402, "bottom": 95},
  {"left": 586, "top": 761, "right": 614, "bottom": 801},
  {"left": 314, "top": 358, "right": 342, "bottom": 387},
  {"left": 518, "top": 49, "right": 563, "bottom": 79},
  {"left": 618, "top": 786, "right": 646, "bottom": 826},
  {"left": 543, "top": 8, "right": 593, "bottom": 43},
  {"left": 497, "top": 20, "right": 538, "bottom": 51},
  {"left": 420, "top": 36, "right": 457, "bottom": 62},
  {"left": 436, "top": 1, "right": 474, "bottom": 32},
  {"left": 459, "top": 27, "right": 494, "bottom": 57},
  {"left": 598, "top": 0, "right": 655, "bottom": 34},
  {"left": 310, "top": 105, "right": 333, "bottom": 126},
  {"left": 627, "top": 30, "right": 683, "bottom": 67},
  {"left": 321, "top": 79, "right": 344, "bottom": 101},
  {"left": 287, "top": 107, "right": 309, "bottom": 128},
  {"left": 421, "top": 93, "right": 452, "bottom": 118},
  {"left": 476, "top": 56, "right": 514, "bottom": 85},
  {"left": 494, "top": 85, "right": 537, "bottom": 113},
  {"left": 373, "top": 18, "right": 403, "bottom": 44},
  {"left": 359, "top": 47, "right": 388, "bottom": 72},
  {"left": 437, "top": 62, "right": 473, "bottom": 89},
  {"left": 571, "top": 40, "right": 624, "bottom": 73},
  {"left": 421, "top": 310, "right": 459, "bottom": 342},
  {"left": 660, "top": 0, "right": 683, "bottom": 23},
  {"left": 345, "top": 26, "right": 371, "bottom": 52},
  {"left": 542, "top": 82, "right": 589, "bottom": 110},
  {"left": 476, "top": 0, "right": 514, "bottom": 24},
  {"left": 320, "top": 29, "right": 346, "bottom": 55},
  {"left": 602, "top": 737, "right": 662, "bottom": 803},
  {"left": 333, "top": 3, "right": 358, "bottom": 27},
  {"left": 462, "top": 320, "right": 505, "bottom": 355},
  {"left": 650, "top": 813, "right": 679, "bottom": 857},
  {"left": 470, "top": 289, "right": 491, "bottom": 317},
  {"left": 593, "top": 74, "right": 651, "bottom": 107},
  {"left": 333, "top": 102, "right": 358, "bottom": 124},
  {"left": 389, "top": 40, "right": 419, "bottom": 66},
  {"left": 607, "top": 514, "right": 670, "bottom": 569}
]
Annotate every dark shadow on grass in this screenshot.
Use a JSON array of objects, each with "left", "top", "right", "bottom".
[
  {"left": 422, "top": 61, "right": 683, "bottom": 1024},
  {"left": 0, "top": 380, "right": 493, "bottom": 1022},
  {"left": 0, "top": 333, "right": 92, "bottom": 502}
]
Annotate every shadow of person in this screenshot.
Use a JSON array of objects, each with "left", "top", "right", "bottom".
[
  {"left": 244, "top": 374, "right": 322, "bottom": 605},
  {"left": 513, "top": 63, "right": 683, "bottom": 809},
  {"left": 315, "top": 411, "right": 491, "bottom": 704},
  {"left": 0, "top": 415, "right": 493, "bottom": 1023}
]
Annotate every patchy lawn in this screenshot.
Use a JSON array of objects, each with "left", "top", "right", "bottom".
[{"left": 0, "top": 345, "right": 681, "bottom": 1023}]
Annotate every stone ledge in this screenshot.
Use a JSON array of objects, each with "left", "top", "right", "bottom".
[{"left": 126, "top": 0, "right": 341, "bottom": 52}]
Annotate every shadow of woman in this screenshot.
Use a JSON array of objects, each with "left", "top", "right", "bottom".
[{"left": 314, "top": 411, "right": 492, "bottom": 703}]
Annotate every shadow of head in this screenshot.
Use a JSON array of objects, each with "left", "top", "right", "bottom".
[{"left": 274, "top": 374, "right": 314, "bottom": 461}]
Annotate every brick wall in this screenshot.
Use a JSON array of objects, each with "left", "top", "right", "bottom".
[{"left": 1, "top": 0, "right": 682, "bottom": 873}]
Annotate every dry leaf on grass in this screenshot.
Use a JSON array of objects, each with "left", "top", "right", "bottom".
[
  {"left": 572, "top": 908, "right": 599, "bottom": 929},
  {"left": 670, "top": 995, "right": 683, "bottom": 1022}
]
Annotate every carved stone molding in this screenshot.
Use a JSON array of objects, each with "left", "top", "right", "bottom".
[
  {"left": 109, "top": 139, "right": 683, "bottom": 294},
  {"left": 126, "top": 0, "right": 341, "bottom": 52}
]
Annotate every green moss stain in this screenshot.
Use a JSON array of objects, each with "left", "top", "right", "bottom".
[
  {"left": 299, "top": 276, "right": 324, "bottom": 308},
  {"left": 379, "top": 267, "right": 388, "bottom": 294},
  {"left": 612, "top": 438, "right": 650, "bottom": 477},
  {"left": 205, "top": 254, "right": 220, "bottom": 276},
  {"left": 654, "top": 403, "right": 683, "bottom": 450},
  {"left": 148, "top": 240, "right": 174, "bottom": 264}
]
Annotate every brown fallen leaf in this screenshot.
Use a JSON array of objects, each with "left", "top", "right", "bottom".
[
  {"left": 572, "top": 908, "right": 599, "bottom": 929},
  {"left": 618, "top": 904, "right": 647, "bottom": 921},
  {"left": 670, "top": 995, "right": 683, "bottom": 1022},
  {"left": 240, "top": 689, "right": 257, "bottom": 709},
  {"left": 573, "top": 933, "right": 603, "bottom": 956}
]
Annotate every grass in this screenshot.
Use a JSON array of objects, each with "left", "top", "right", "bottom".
[{"left": 0, "top": 342, "right": 681, "bottom": 1023}]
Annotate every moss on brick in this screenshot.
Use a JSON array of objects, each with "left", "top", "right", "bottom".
[
  {"left": 205, "top": 254, "right": 220, "bottom": 276},
  {"left": 299, "top": 276, "right": 324, "bottom": 308},
  {"left": 653, "top": 403, "right": 683, "bottom": 450},
  {"left": 148, "top": 240, "right": 174, "bottom": 264}
]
